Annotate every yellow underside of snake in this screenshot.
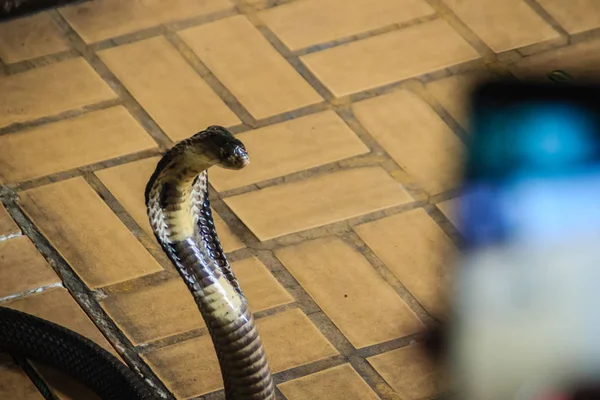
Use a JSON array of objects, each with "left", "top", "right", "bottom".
[{"left": 145, "top": 126, "right": 275, "bottom": 400}]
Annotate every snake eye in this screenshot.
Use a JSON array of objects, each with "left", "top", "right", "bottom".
[{"left": 232, "top": 146, "right": 249, "bottom": 167}]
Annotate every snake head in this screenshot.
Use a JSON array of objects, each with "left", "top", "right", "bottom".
[{"left": 189, "top": 126, "right": 249, "bottom": 170}]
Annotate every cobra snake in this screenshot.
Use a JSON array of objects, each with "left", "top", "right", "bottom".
[{"left": 0, "top": 126, "right": 275, "bottom": 400}]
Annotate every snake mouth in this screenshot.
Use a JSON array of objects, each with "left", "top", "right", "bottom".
[
  {"left": 222, "top": 146, "right": 250, "bottom": 170},
  {"left": 231, "top": 154, "right": 250, "bottom": 169}
]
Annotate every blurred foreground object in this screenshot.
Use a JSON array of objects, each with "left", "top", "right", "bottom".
[{"left": 443, "top": 80, "right": 600, "bottom": 399}]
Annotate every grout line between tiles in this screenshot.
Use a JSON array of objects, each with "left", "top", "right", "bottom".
[
  {"left": 99, "top": 270, "right": 178, "bottom": 296},
  {"left": 0, "top": 282, "right": 64, "bottom": 305},
  {"left": 136, "top": 304, "right": 299, "bottom": 355},
  {"left": 0, "top": 231, "right": 22, "bottom": 242},
  {"left": 523, "top": 0, "right": 570, "bottom": 38},
  {"left": 136, "top": 327, "right": 210, "bottom": 355},
  {"left": 426, "top": 203, "right": 464, "bottom": 247},
  {"left": 4, "top": 49, "right": 79, "bottom": 75},
  {"left": 290, "top": 14, "right": 440, "bottom": 57},
  {"left": 9, "top": 148, "right": 162, "bottom": 192},
  {"left": 271, "top": 355, "right": 348, "bottom": 386},
  {"left": 0, "top": 187, "right": 176, "bottom": 399},
  {"left": 403, "top": 79, "right": 473, "bottom": 145},
  {"left": 0, "top": 58, "right": 7, "bottom": 75},
  {"left": 203, "top": 388, "right": 293, "bottom": 400},
  {"left": 12, "top": 355, "right": 60, "bottom": 400},
  {"left": 217, "top": 154, "right": 383, "bottom": 198},
  {"left": 0, "top": 98, "right": 122, "bottom": 136},
  {"left": 355, "top": 333, "right": 426, "bottom": 359},
  {"left": 569, "top": 26, "right": 600, "bottom": 44},
  {"left": 235, "top": 0, "right": 298, "bottom": 13}
]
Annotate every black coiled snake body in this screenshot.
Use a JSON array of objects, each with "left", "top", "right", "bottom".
[{"left": 0, "top": 126, "right": 275, "bottom": 400}]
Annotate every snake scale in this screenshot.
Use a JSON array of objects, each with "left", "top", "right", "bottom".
[{"left": 0, "top": 126, "right": 275, "bottom": 400}]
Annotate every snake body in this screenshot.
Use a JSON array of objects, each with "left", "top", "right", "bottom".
[
  {"left": 145, "top": 126, "right": 275, "bottom": 400},
  {"left": 0, "top": 126, "right": 274, "bottom": 399}
]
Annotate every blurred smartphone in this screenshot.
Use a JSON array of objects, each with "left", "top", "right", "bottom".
[{"left": 450, "top": 81, "right": 600, "bottom": 400}]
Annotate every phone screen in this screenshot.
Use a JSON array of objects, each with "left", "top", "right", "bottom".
[{"left": 451, "top": 82, "right": 600, "bottom": 399}]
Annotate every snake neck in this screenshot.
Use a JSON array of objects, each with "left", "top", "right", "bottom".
[
  {"left": 146, "top": 156, "right": 235, "bottom": 294},
  {"left": 145, "top": 155, "right": 275, "bottom": 400},
  {"left": 146, "top": 154, "right": 242, "bottom": 293}
]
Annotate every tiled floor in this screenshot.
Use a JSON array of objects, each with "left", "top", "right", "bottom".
[{"left": 0, "top": 0, "right": 597, "bottom": 399}]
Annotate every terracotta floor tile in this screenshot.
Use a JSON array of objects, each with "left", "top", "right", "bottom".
[
  {"left": 0, "top": 205, "right": 19, "bottom": 239},
  {"left": 425, "top": 71, "right": 495, "bottom": 130},
  {"left": 301, "top": 19, "right": 479, "bottom": 97},
  {"left": 211, "top": 211, "right": 246, "bottom": 253},
  {"left": 444, "top": 0, "right": 559, "bottom": 53},
  {"left": 5, "top": 287, "right": 117, "bottom": 356},
  {"left": 0, "top": 363, "right": 43, "bottom": 399},
  {"left": 145, "top": 308, "right": 337, "bottom": 397},
  {"left": 537, "top": 0, "right": 600, "bottom": 34},
  {"left": 255, "top": 308, "right": 340, "bottom": 372},
  {"left": 0, "top": 12, "right": 70, "bottom": 64},
  {"left": 353, "top": 90, "right": 465, "bottom": 195},
  {"left": 0, "top": 236, "right": 60, "bottom": 299},
  {"left": 59, "top": 0, "right": 234, "bottom": 43},
  {"left": 95, "top": 157, "right": 245, "bottom": 252},
  {"left": 209, "top": 111, "right": 369, "bottom": 191},
  {"left": 437, "top": 198, "right": 461, "bottom": 234},
  {"left": 258, "top": 0, "right": 434, "bottom": 51},
  {"left": 94, "top": 156, "right": 159, "bottom": 239},
  {"left": 278, "top": 364, "right": 380, "bottom": 400},
  {"left": 225, "top": 167, "right": 413, "bottom": 241},
  {"left": 509, "top": 39, "right": 600, "bottom": 81},
  {"left": 276, "top": 238, "right": 424, "bottom": 348},
  {"left": 98, "top": 36, "right": 239, "bottom": 142},
  {"left": 19, "top": 177, "right": 163, "bottom": 288},
  {"left": 355, "top": 209, "right": 457, "bottom": 319},
  {"left": 0, "top": 107, "right": 156, "bottom": 184},
  {"left": 143, "top": 334, "right": 221, "bottom": 398},
  {"left": 367, "top": 344, "right": 442, "bottom": 399},
  {"left": 179, "top": 15, "right": 322, "bottom": 119},
  {"left": 33, "top": 364, "right": 101, "bottom": 400},
  {"left": 231, "top": 256, "right": 294, "bottom": 312},
  {"left": 0, "top": 58, "right": 116, "bottom": 129},
  {"left": 101, "top": 279, "right": 205, "bottom": 345}
]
